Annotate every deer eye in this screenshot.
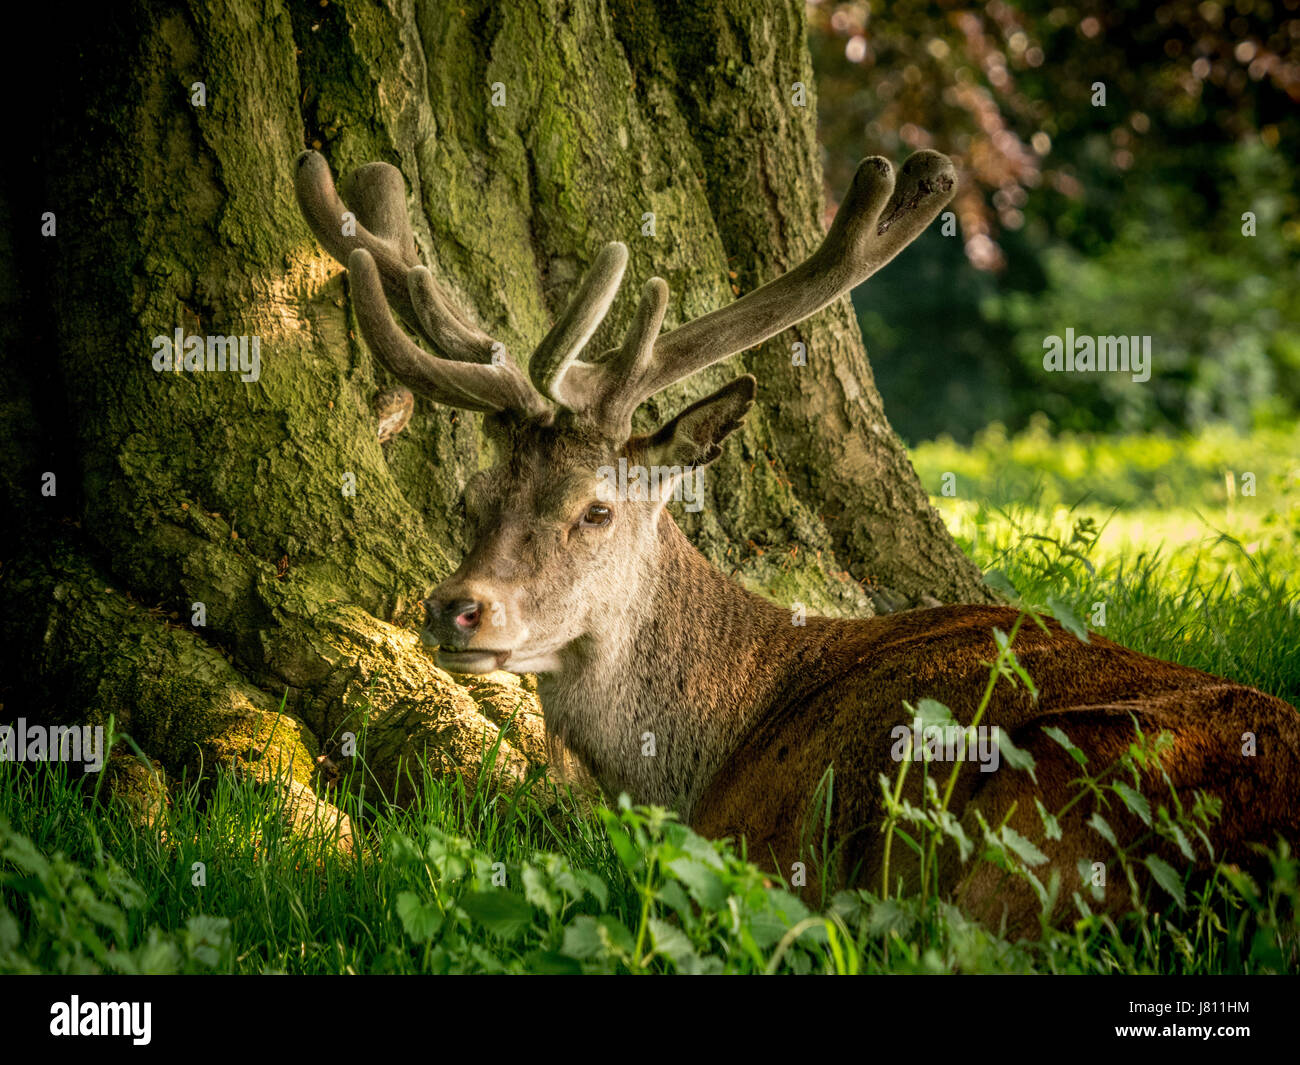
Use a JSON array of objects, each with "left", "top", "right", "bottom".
[{"left": 579, "top": 503, "right": 612, "bottom": 528}]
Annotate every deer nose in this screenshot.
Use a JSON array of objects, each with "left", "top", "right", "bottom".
[{"left": 423, "top": 597, "right": 483, "bottom": 649}]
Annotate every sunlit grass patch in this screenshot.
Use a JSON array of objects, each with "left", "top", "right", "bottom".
[{"left": 913, "top": 420, "right": 1300, "bottom": 706}]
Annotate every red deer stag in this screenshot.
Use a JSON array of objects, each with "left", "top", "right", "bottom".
[{"left": 295, "top": 148, "right": 1300, "bottom": 932}]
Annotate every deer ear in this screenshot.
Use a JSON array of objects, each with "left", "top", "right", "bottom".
[{"left": 642, "top": 375, "right": 756, "bottom": 469}]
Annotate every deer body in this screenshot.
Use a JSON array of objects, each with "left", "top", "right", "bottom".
[
  {"left": 294, "top": 147, "right": 1300, "bottom": 930},
  {"left": 543, "top": 506, "right": 1300, "bottom": 924}
]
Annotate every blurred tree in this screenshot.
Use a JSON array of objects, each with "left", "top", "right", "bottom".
[{"left": 808, "top": 0, "right": 1300, "bottom": 440}]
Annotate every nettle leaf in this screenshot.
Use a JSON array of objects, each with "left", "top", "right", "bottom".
[
  {"left": 1112, "top": 781, "right": 1152, "bottom": 827},
  {"left": 573, "top": 870, "right": 610, "bottom": 910},
  {"left": 935, "top": 810, "right": 975, "bottom": 862},
  {"left": 666, "top": 857, "right": 728, "bottom": 910},
  {"left": 679, "top": 829, "right": 727, "bottom": 870},
  {"left": 458, "top": 891, "right": 534, "bottom": 941},
  {"left": 1219, "top": 865, "right": 1260, "bottom": 905},
  {"left": 1046, "top": 594, "right": 1090, "bottom": 643},
  {"left": 521, "top": 949, "right": 582, "bottom": 975},
  {"left": 765, "top": 888, "right": 812, "bottom": 925},
  {"left": 1001, "top": 827, "right": 1048, "bottom": 867},
  {"left": 601, "top": 817, "right": 643, "bottom": 873},
  {"left": 561, "top": 915, "right": 635, "bottom": 962},
  {"left": 1088, "top": 812, "right": 1117, "bottom": 848},
  {"left": 549, "top": 866, "right": 585, "bottom": 904},
  {"left": 915, "top": 697, "right": 956, "bottom": 729},
  {"left": 656, "top": 880, "right": 693, "bottom": 918},
  {"left": 1035, "top": 797, "right": 1062, "bottom": 841},
  {"left": 1143, "top": 855, "right": 1187, "bottom": 910},
  {"left": 395, "top": 891, "right": 443, "bottom": 942},
  {"left": 1042, "top": 725, "right": 1087, "bottom": 767},
  {"left": 425, "top": 835, "right": 469, "bottom": 881},
  {"left": 866, "top": 898, "right": 917, "bottom": 938},
  {"left": 521, "top": 864, "right": 559, "bottom": 917},
  {"left": 996, "top": 728, "right": 1038, "bottom": 781},
  {"left": 468, "top": 944, "right": 507, "bottom": 973},
  {"left": 984, "top": 569, "right": 1020, "bottom": 601},
  {"left": 745, "top": 908, "right": 792, "bottom": 952},
  {"left": 1003, "top": 649, "right": 1039, "bottom": 700},
  {"left": 386, "top": 833, "right": 422, "bottom": 866},
  {"left": 1165, "top": 821, "right": 1196, "bottom": 862},
  {"left": 731, "top": 890, "right": 811, "bottom": 952},
  {"left": 648, "top": 918, "right": 698, "bottom": 968},
  {"left": 1023, "top": 867, "right": 1050, "bottom": 908}
]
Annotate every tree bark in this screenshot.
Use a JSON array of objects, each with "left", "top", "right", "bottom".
[{"left": 0, "top": 0, "right": 993, "bottom": 802}]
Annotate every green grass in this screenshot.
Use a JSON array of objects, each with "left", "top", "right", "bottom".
[
  {"left": 911, "top": 416, "right": 1300, "bottom": 706},
  {"left": 2, "top": 420, "right": 1298, "bottom": 974}
]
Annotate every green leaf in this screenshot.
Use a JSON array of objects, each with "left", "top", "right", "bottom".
[
  {"left": 1112, "top": 781, "right": 1152, "bottom": 827},
  {"left": 666, "top": 857, "right": 728, "bottom": 910},
  {"left": 984, "top": 569, "right": 1020, "bottom": 601},
  {"left": 866, "top": 898, "right": 917, "bottom": 938},
  {"left": 458, "top": 891, "right": 534, "bottom": 941},
  {"left": 1002, "top": 649, "right": 1039, "bottom": 700},
  {"left": 678, "top": 829, "right": 727, "bottom": 870},
  {"left": 1166, "top": 822, "right": 1195, "bottom": 862},
  {"left": 914, "top": 698, "right": 956, "bottom": 729},
  {"left": 602, "top": 818, "right": 642, "bottom": 873},
  {"left": 648, "top": 918, "right": 699, "bottom": 969},
  {"left": 1046, "top": 594, "right": 1090, "bottom": 643},
  {"left": 424, "top": 834, "right": 469, "bottom": 881},
  {"left": 521, "top": 949, "right": 583, "bottom": 974},
  {"left": 1143, "top": 855, "right": 1186, "bottom": 909},
  {"left": 549, "top": 866, "right": 585, "bottom": 903},
  {"left": 395, "top": 891, "right": 443, "bottom": 942},
  {"left": 561, "top": 915, "right": 634, "bottom": 961},
  {"left": 1042, "top": 725, "right": 1087, "bottom": 767},
  {"left": 656, "top": 880, "right": 693, "bottom": 918},
  {"left": 995, "top": 727, "right": 1037, "bottom": 781},
  {"left": 1001, "top": 826, "right": 1048, "bottom": 867},
  {"left": 1035, "top": 797, "right": 1062, "bottom": 840},
  {"left": 1088, "top": 812, "right": 1117, "bottom": 847},
  {"left": 521, "top": 864, "right": 559, "bottom": 917},
  {"left": 573, "top": 870, "right": 610, "bottom": 909},
  {"left": 1077, "top": 857, "right": 1105, "bottom": 902}
]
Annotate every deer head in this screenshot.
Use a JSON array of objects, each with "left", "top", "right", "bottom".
[{"left": 294, "top": 149, "right": 956, "bottom": 679}]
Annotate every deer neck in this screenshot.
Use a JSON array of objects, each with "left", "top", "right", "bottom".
[{"left": 538, "top": 515, "right": 799, "bottom": 819}]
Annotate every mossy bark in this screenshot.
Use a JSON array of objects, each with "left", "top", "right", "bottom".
[{"left": 0, "top": 0, "right": 992, "bottom": 805}]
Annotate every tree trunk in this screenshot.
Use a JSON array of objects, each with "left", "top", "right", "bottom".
[{"left": 0, "top": 0, "right": 992, "bottom": 804}]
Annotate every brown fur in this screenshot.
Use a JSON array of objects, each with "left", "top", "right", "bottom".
[{"left": 659, "top": 522, "right": 1300, "bottom": 930}]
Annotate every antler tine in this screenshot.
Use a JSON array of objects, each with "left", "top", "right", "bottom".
[
  {"left": 529, "top": 242, "right": 628, "bottom": 407},
  {"left": 295, "top": 151, "right": 418, "bottom": 324},
  {"left": 349, "top": 250, "right": 547, "bottom": 415},
  {"left": 619, "top": 277, "right": 671, "bottom": 380},
  {"left": 407, "top": 266, "right": 498, "bottom": 363},
  {"left": 577, "top": 277, "right": 669, "bottom": 438},
  {"left": 340, "top": 162, "right": 420, "bottom": 266},
  {"left": 590, "top": 150, "right": 957, "bottom": 431},
  {"left": 295, "top": 150, "right": 549, "bottom": 417},
  {"left": 294, "top": 150, "right": 499, "bottom": 366}
]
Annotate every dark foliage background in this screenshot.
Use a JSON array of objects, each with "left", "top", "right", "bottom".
[{"left": 808, "top": 0, "right": 1300, "bottom": 443}]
